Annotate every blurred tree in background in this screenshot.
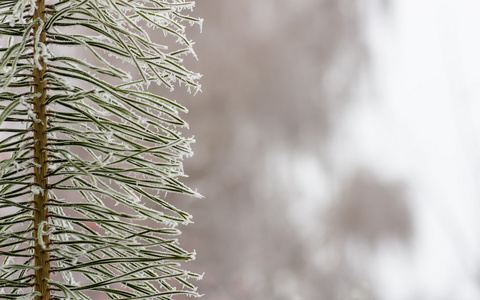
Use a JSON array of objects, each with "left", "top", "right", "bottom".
[{"left": 170, "top": 1, "right": 412, "bottom": 299}]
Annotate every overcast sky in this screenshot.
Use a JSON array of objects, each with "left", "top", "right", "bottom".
[{"left": 336, "top": 0, "right": 480, "bottom": 298}]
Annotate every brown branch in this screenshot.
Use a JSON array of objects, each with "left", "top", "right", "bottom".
[{"left": 32, "top": 0, "right": 51, "bottom": 299}]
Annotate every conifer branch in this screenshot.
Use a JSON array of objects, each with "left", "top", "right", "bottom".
[
  {"left": 32, "top": 1, "right": 51, "bottom": 298},
  {"left": 0, "top": 1, "right": 203, "bottom": 299}
]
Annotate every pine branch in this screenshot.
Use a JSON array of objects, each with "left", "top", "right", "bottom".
[
  {"left": 32, "top": 1, "right": 51, "bottom": 298},
  {"left": 0, "top": 1, "right": 203, "bottom": 299}
]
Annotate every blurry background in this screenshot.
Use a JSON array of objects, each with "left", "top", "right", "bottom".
[{"left": 170, "top": 0, "right": 480, "bottom": 299}]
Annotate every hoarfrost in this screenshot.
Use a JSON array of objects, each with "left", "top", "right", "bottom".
[
  {"left": 31, "top": 185, "right": 44, "bottom": 195},
  {"left": 38, "top": 221, "right": 54, "bottom": 250},
  {"left": 10, "top": 0, "right": 35, "bottom": 26},
  {"left": 17, "top": 292, "right": 42, "bottom": 300}
]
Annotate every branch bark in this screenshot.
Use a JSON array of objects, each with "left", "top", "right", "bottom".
[{"left": 32, "top": 0, "right": 50, "bottom": 299}]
